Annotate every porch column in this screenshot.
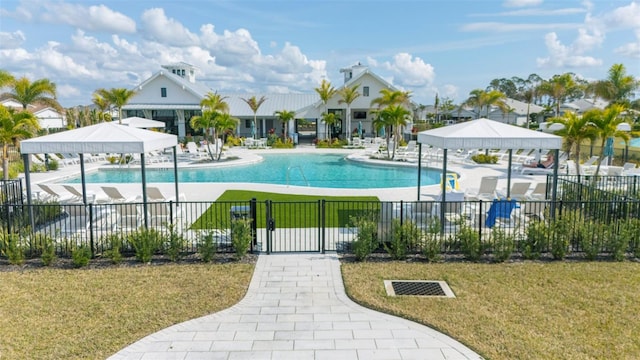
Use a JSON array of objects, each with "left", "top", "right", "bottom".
[{"left": 176, "top": 110, "right": 186, "bottom": 138}]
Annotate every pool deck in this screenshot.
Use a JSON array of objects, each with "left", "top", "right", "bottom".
[{"left": 24, "top": 145, "right": 548, "bottom": 203}]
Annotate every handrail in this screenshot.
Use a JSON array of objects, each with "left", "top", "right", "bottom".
[{"left": 286, "top": 165, "right": 310, "bottom": 187}]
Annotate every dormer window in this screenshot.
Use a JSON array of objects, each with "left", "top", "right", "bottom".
[
  {"left": 181, "top": 69, "right": 185, "bottom": 76},
  {"left": 161, "top": 87, "right": 167, "bottom": 97},
  {"left": 363, "top": 86, "right": 369, "bottom": 97}
]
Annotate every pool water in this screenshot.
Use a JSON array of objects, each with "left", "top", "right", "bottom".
[{"left": 70, "top": 153, "right": 441, "bottom": 189}]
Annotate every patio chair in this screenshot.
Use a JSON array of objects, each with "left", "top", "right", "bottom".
[
  {"left": 432, "top": 191, "right": 470, "bottom": 231},
  {"left": 116, "top": 203, "right": 143, "bottom": 231},
  {"left": 146, "top": 186, "right": 167, "bottom": 202},
  {"left": 62, "top": 185, "right": 96, "bottom": 203},
  {"left": 38, "top": 184, "right": 74, "bottom": 203},
  {"left": 465, "top": 176, "right": 498, "bottom": 201},
  {"left": 500, "top": 182, "right": 531, "bottom": 201},
  {"left": 484, "top": 199, "right": 519, "bottom": 228},
  {"left": 101, "top": 186, "right": 128, "bottom": 203},
  {"left": 527, "top": 182, "right": 547, "bottom": 200}
]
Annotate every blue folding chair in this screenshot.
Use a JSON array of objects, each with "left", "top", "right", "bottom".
[{"left": 485, "top": 199, "right": 519, "bottom": 228}]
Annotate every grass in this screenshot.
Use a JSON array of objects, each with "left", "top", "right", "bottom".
[
  {"left": 2, "top": 259, "right": 639, "bottom": 359},
  {"left": 341, "top": 261, "right": 640, "bottom": 360},
  {"left": 190, "top": 190, "right": 380, "bottom": 229},
  {"left": 0, "top": 263, "right": 253, "bottom": 360}
]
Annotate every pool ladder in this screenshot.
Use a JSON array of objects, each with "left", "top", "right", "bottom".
[{"left": 286, "top": 166, "right": 310, "bottom": 187}]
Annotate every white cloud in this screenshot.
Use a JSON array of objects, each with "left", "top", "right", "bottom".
[
  {"left": 503, "top": 0, "right": 543, "bottom": 7},
  {"left": 0, "top": 30, "right": 26, "bottom": 49},
  {"left": 440, "top": 85, "right": 459, "bottom": 100},
  {"left": 40, "top": 2, "right": 136, "bottom": 33},
  {"left": 200, "top": 24, "right": 260, "bottom": 66},
  {"left": 602, "top": 1, "right": 640, "bottom": 29},
  {"left": 381, "top": 53, "right": 435, "bottom": 87},
  {"left": 536, "top": 32, "right": 602, "bottom": 67},
  {"left": 38, "top": 41, "right": 95, "bottom": 78},
  {"left": 615, "top": 29, "right": 640, "bottom": 58},
  {"left": 140, "top": 8, "right": 199, "bottom": 47}
]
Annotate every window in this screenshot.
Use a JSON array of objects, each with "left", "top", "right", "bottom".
[
  {"left": 245, "top": 119, "right": 251, "bottom": 128},
  {"left": 363, "top": 86, "right": 369, "bottom": 96},
  {"left": 161, "top": 87, "right": 167, "bottom": 97},
  {"left": 354, "top": 111, "right": 367, "bottom": 119}
]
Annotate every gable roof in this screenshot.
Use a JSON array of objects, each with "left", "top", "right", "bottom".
[{"left": 132, "top": 70, "right": 211, "bottom": 100}]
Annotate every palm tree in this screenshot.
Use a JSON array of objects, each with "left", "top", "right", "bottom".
[
  {"left": 212, "top": 113, "right": 239, "bottom": 160},
  {"left": 549, "top": 111, "right": 596, "bottom": 175},
  {"left": 0, "top": 70, "right": 14, "bottom": 88},
  {"left": 463, "top": 89, "right": 506, "bottom": 118},
  {"left": 370, "top": 89, "right": 411, "bottom": 109},
  {"left": 240, "top": 95, "right": 267, "bottom": 139},
  {"left": 92, "top": 92, "right": 112, "bottom": 124},
  {"left": 584, "top": 104, "right": 629, "bottom": 177},
  {"left": 372, "top": 105, "right": 411, "bottom": 159},
  {"left": 95, "top": 88, "right": 136, "bottom": 124},
  {"left": 588, "top": 64, "right": 639, "bottom": 108},
  {"left": 538, "top": 73, "right": 582, "bottom": 117},
  {"left": 190, "top": 110, "right": 218, "bottom": 161},
  {"left": 10, "top": 77, "right": 60, "bottom": 111},
  {"left": 337, "top": 84, "right": 360, "bottom": 140},
  {"left": 274, "top": 109, "right": 296, "bottom": 141},
  {"left": 314, "top": 79, "right": 336, "bottom": 139},
  {"left": 0, "top": 105, "right": 40, "bottom": 179},
  {"left": 321, "top": 112, "right": 339, "bottom": 142}
]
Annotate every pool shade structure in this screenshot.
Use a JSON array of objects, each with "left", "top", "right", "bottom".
[
  {"left": 20, "top": 122, "right": 179, "bottom": 228},
  {"left": 416, "top": 119, "right": 563, "bottom": 224},
  {"left": 120, "top": 116, "right": 166, "bottom": 129}
]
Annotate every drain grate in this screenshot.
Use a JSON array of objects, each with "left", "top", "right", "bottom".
[{"left": 384, "top": 280, "right": 455, "bottom": 298}]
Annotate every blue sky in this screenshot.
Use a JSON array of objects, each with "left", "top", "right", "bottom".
[{"left": 1, "top": 0, "right": 639, "bottom": 107}]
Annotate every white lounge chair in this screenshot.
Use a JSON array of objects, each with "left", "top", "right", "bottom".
[
  {"left": 101, "top": 186, "right": 129, "bottom": 203},
  {"left": 465, "top": 176, "right": 498, "bottom": 201}
]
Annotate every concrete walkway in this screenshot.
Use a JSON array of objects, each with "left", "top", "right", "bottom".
[{"left": 109, "top": 253, "right": 483, "bottom": 360}]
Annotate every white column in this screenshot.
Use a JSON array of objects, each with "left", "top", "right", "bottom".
[{"left": 176, "top": 110, "right": 186, "bottom": 138}]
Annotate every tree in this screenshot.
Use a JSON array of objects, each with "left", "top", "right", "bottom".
[
  {"left": 584, "top": 104, "right": 629, "bottom": 177},
  {"left": 337, "top": 84, "right": 360, "bottom": 140},
  {"left": 212, "top": 113, "right": 238, "bottom": 160},
  {"left": 274, "top": 109, "right": 296, "bottom": 141},
  {"left": 0, "top": 70, "right": 14, "bottom": 88},
  {"left": 10, "top": 77, "right": 60, "bottom": 111},
  {"left": 190, "top": 110, "right": 218, "bottom": 161},
  {"left": 314, "top": 79, "right": 336, "bottom": 140},
  {"left": 538, "top": 73, "right": 583, "bottom": 116},
  {"left": 588, "top": 64, "right": 639, "bottom": 108},
  {"left": 94, "top": 88, "right": 136, "bottom": 124},
  {"left": 463, "top": 89, "right": 507, "bottom": 118},
  {"left": 321, "top": 112, "right": 339, "bottom": 142},
  {"left": 370, "top": 89, "right": 411, "bottom": 109},
  {"left": 372, "top": 105, "right": 411, "bottom": 159},
  {"left": 549, "top": 111, "right": 596, "bottom": 175},
  {"left": 240, "top": 95, "right": 267, "bottom": 139},
  {"left": 0, "top": 105, "right": 40, "bottom": 179}
]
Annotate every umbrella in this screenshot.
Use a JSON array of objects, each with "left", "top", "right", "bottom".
[
  {"left": 604, "top": 137, "right": 614, "bottom": 165},
  {"left": 358, "top": 121, "right": 363, "bottom": 138}
]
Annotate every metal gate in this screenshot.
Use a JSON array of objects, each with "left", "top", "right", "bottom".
[{"left": 263, "top": 200, "right": 324, "bottom": 253}]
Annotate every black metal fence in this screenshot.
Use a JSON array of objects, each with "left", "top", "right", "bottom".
[{"left": 1, "top": 197, "right": 639, "bottom": 260}]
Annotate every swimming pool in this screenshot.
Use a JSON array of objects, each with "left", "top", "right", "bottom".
[{"left": 68, "top": 153, "right": 441, "bottom": 189}]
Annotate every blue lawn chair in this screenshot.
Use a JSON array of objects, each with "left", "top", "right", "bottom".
[{"left": 485, "top": 199, "right": 519, "bottom": 228}]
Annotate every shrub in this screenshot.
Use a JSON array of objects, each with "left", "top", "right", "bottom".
[
  {"left": 491, "top": 228, "right": 515, "bottom": 262},
  {"left": 471, "top": 153, "right": 498, "bottom": 164},
  {"left": 550, "top": 213, "right": 573, "bottom": 260},
  {"left": 578, "top": 221, "right": 606, "bottom": 261},
  {"left": 38, "top": 234, "right": 56, "bottom": 266},
  {"left": 71, "top": 245, "right": 92, "bottom": 268},
  {"left": 197, "top": 230, "right": 218, "bottom": 263},
  {"left": 231, "top": 218, "right": 253, "bottom": 260},
  {"left": 127, "top": 228, "right": 161, "bottom": 263},
  {"left": 106, "top": 155, "right": 118, "bottom": 164},
  {"left": 350, "top": 213, "right": 378, "bottom": 262},
  {"left": 385, "top": 219, "right": 420, "bottom": 260},
  {"left": 421, "top": 218, "right": 442, "bottom": 262},
  {"left": 523, "top": 220, "right": 548, "bottom": 260},
  {"left": 458, "top": 224, "right": 482, "bottom": 261},
  {"left": 1, "top": 233, "right": 25, "bottom": 265},
  {"left": 165, "top": 225, "right": 186, "bottom": 262},
  {"left": 103, "top": 234, "right": 123, "bottom": 264},
  {"left": 609, "top": 220, "right": 637, "bottom": 261},
  {"left": 46, "top": 158, "right": 59, "bottom": 171}
]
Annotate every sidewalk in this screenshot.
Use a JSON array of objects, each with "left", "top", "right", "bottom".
[{"left": 108, "top": 253, "right": 483, "bottom": 360}]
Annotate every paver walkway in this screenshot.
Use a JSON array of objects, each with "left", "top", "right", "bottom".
[{"left": 108, "top": 253, "right": 483, "bottom": 359}]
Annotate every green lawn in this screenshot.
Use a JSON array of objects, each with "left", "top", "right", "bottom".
[{"left": 190, "top": 190, "right": 380, "bottom": 229}]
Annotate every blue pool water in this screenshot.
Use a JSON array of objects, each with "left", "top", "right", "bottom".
[
  {"left": 629, "top": 138, "right": 640, "bottom": 148},
  {"left": 69, "top": 153, "right": 441, "bottom": 189}
]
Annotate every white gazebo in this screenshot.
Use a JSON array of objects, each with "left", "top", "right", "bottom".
[
  {"left": 120, "top": 117, "right": 166, "bottom": 129},
  {"left": 416, "top": 118, "right": 563, "bottom": 202},
  {"left": 20, "top": 122, "right": 180, "bottom": 227}
]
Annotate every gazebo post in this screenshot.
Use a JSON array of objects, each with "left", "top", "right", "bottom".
[
  {"left": 79, "top": 154, "right": 87, "bottom": 205},
  {"left": 173, "top": 146, "right": 179, "bottom": 206},
  {"left": 141, "top": 153, "right": 148, "bottom": 228},
  {"left": 440, "top": 149, "right": 448, "bottom": 232},
  {"left": 506, "top": 150, "right": 513, "bottom": 198},
  {"left": 22, "top": 154, "right": 35, "bottom": 231},
  {"left": 416, "top": 143, "right": 422, "bottom": 201},
  {"left": 550, "top": 148, "right": 560, "bottom": 219}
]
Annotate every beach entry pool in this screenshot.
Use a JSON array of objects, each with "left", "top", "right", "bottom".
[{"left": 68, "top": 153, "right": 441, "bottom": 189}]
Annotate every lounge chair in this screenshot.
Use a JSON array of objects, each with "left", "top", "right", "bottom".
[
  {"left": 465, "top": 176, "right": 498, "bottom": 201},
  {"left": 527, "top": 183, "right": 547, "bottom": 200},
  {"left": 62, "top": 185, "right": 98, "bottom": 203},
  {"left": 146, "top": 186, "right": 167, "bottom": 202},
  {"left": 38, "top": 184, "right": 75, "bottom": 203},
  {"left": 499, "top": 182, "right": 531, "bottom": 201},
  {"left": 484, "top": 199, "right": 519, "bottom": 228},
  {"left": 101, "top": 186, "right": 129, "bottom": 203}
]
